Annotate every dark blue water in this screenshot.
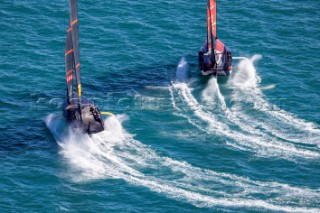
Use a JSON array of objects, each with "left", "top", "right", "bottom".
[{"left": 1, "top": 0, "right": 319, "bottom": 212}]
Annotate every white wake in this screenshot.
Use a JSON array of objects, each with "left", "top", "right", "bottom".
[
  {"left": 169, "top": 57, "right": 320, "bottom": 160},
  {"left": 228, "top": 55, "right": 320, "bottom": 146},
  {"left": 45, "top": 114, "right": 320, "bottom": 212}
]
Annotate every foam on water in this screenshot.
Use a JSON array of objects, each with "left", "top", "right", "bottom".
[
  {"left": 144, "top": 85, "right": 170, "bottom": 91},
  {"left": 172, "top": 82, "right": 229, "bottom": 133},
  {"left": 202, "top": 77, "right": 227, "bottom": 112},
  {"left": 172, "top": 82, "right": 319, "bottom": 159},
  {"left": 171, "top": 58, "right": 229, "bottom": 132},
  {"left": 3, "top": 0, "right": 320, "bottom": 211},
  {"left": 175, "top": 57, "right": 189, "bottom": 83},
  {"left": 45, "top": 114, "right": 320, "bottom": 212},
  {"left": 228, "top": 55, "right": 320, "bottom": 146},
  {"left": 260, "top": 84, "right": 276, "bottom": 91},
  {"left": 169, "top": 57, "right": 320, "bottom": 160}
]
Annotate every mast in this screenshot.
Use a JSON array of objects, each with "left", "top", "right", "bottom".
[
  {"left": 207, "top": 0, "right": 217, "bottom": 56},
  {"left": 69, "top": 0, "right": 82, "bottom": 99}
]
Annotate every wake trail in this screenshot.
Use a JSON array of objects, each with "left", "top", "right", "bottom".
[
  {"left": 227, "top": 55, "right": 320, "bottom": 146},
  {"left": 169, "top": 57, "right": 320, "bottom": 160},
  {"left": 45, "top": 114, "right": 320, "bottom": 212}
]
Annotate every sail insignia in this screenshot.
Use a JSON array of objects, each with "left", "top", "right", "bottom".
[{"left": 207, "top": 0, "right": 217, "bottom": 53}]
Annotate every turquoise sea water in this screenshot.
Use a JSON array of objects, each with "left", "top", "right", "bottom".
[{"left": 1, "top": 0, "right": 320, "bottom": 212}]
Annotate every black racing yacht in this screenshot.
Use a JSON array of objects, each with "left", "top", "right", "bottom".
[
  {"left": 198, "top": 0, "right": 232, "bottom": 76},
  {"left": 62, "top": 0, "right": 104, "bottom": 134}
]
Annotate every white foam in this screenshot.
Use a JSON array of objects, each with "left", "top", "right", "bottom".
[
  {"left": 176, "top": 57, "right": 189, "bottom": 83},
  {"left": 144, "top": 85, "right": 170, "bottom": 91},
  {"left": 43, "top": 57, "right": 319, "bottom": 210},
  {"left": 230, "top": 55, "right": 261, "bottom": 89},
  {"left": 171, "top": 80, "right": 319, "bottom": 160},
  {"left": 201, "top": 77, "right": 233, "bottom": 119},
  {"left": 172, "top": 82, "right": 229, "bottom": 132},
  {"left": 124, "top": 174, "right": 319, "bottom": 213},
  {"left": 260, "top": 84, "right": 276, "bottom": 91},
  {"left": 168, "top": 85, "right": 179, "bottom": 111},
  {"left": 45, "top": 114, "right": 320, "bottom": 212},
  {"left": 167, "top": 56, "right": 320, "bottom": 159},
  {"left": 202, "top": 77, "right": 226, "bottom": 110},
  {"left": 228, "top": 55, "right": 320, "bottom": 146}
]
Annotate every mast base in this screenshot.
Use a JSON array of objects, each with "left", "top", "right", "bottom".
[
  {"left": 62, "top": 96, "right": 104, "bottom": 134},
  {"left": 198, "top": 39, "right": 232, "bottom": 76}
]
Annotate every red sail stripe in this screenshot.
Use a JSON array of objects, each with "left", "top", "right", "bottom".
[
  {"left": 66, "top": 69, "right": 73, "bottom": 75},
  {"left": 70, "top": 19, "right": 78, "bottom": 26},
  {"left": 65, "top": 49, "right": 73, "bottom": 57},
  {"left": 75, "top": 63, "right": 80, "bottom": 69}
]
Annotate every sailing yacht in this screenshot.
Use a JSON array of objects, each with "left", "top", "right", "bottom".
[
  {"left": 198, "top": 0, "right": 232, "bottom": 76},
  {"left": 62, "top": 0, "right": 104, "bottom": 134}
]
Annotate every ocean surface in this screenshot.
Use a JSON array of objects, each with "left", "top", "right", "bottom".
[{"left": 1, "top": 0, "right": 320, "bottom": 212}]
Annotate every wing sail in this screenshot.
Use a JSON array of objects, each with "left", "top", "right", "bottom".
[
  {"left": 65, "top": 24, "right": 74, "bottom": 103},
  {"left": 207, "top": 0, "right": 216, "bottom": 53},
  {"left": 69, "top": 0, "right": 82, "bottom": 98}
]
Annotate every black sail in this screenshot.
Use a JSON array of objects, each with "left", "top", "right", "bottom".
[
  {"left": 62, "top": 0, "right": 105, "bottom": 134},
  {"left": 65, "top": 24, "right": 74, "bottom": 103},
  {"left": 68, "top": 0, "right": 82, "bottom": 98}
]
